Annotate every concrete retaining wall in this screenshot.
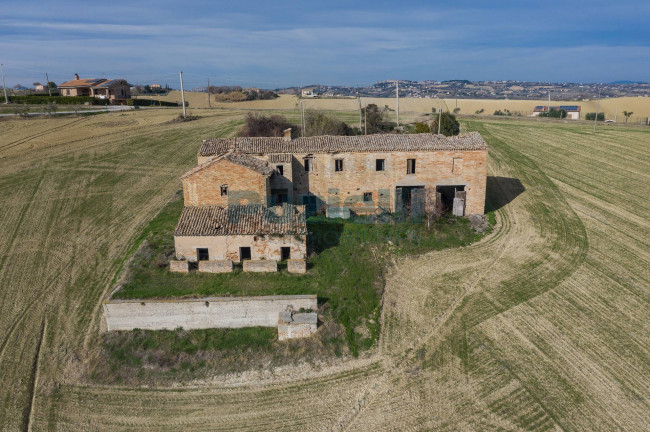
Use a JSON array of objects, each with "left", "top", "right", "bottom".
[
  {"left": 287, "top": 259, "right": 307, "bottom": 274},
  {"left": 103, "top": 294, "right": 317, "bottom": 331},
  {"left": 169, "top": 260, "right": 189, "bottom": 273},
  {"left": 198, "top": 260, "right": 233, "bottom": 273},
  {"left": 243, "top": 259, "right": 277, "bottom": 272}
]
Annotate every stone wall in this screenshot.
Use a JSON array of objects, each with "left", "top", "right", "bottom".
[
  {"left": 175, "top": 234, "right": 306, "bottom": 262},
  {"left": 103, "top": 294, "right": 317, "bottom": 331},
  {"left": 169, "top": 260, "right": 189, "bottom": 273},
  {"left": 287, "top": 259, "right": 307, "bottom": 274}
]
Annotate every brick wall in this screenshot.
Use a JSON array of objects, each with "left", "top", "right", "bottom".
[
  {"left": 183, "top": 159, "right": 269, "bottom": 207},
  {"left": 284, "top": 149, "right": 487, "bottom": 215}
]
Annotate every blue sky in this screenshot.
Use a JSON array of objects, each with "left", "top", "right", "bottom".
[{"left": 1, "top": 1, "right": 649, "bottom": 88}]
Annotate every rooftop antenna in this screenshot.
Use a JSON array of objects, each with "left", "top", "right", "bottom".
[
  {"left": 592, "top": 89, "right": 600, "bottom": 134},
  {"left": 179, "top": 71, "right": 186, "bottom": 118},
  {"left": 1, "top": 64, "right": 8, "bottom": 104}
]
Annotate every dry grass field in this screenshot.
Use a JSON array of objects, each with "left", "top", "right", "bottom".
[
  {"left": 154, "top": 91, "right": 650, "bottom": 123},
  {"left": 0, "top": 108, "right": 648, "bottom": 431}
]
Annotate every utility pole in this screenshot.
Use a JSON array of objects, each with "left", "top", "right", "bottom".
[
  {"left": 364, "top": 103, "right": 367, "bottom": 135},
  {"left": 1, "top": 64, "right": 8, "bottom": 104},
  {"left": 179, "top": 71, "right": 186, "bottom": 118},
  {"left": 395, "top": 80, "right": 400, "bottom": 127},
  {"left": 615, "top": 107, "right": 618, "bottom": 123},
  {"left": 593, "top": 90, "right": 600, "bottom": 134},
  {"left": 207, "top": 77, "right": 211, "bottom": 108},
  {"left": 438, "top": 104, "right": 442, "bottom": 135},
  {"left": 45, "top": 72, "right": 52, "bottom": 97},
  {"left": 357, "top": 87, "right": 362, "bottom": 130},
  {"left": 548, "top": 91, "right": 551, "bottom": 116},
  {"left": 301, "top": 100, "right": 306, "bottom": 137}
]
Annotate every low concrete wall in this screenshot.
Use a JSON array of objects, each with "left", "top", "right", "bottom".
[
  {"left": 278, "top": 311, "right": 317, "bottom": 340},
  {"left": 169, "top": 260, "right": 189, "bottom": 273},
  {"left": 287, "top": 259, "right": 307, "bottom": 274},
  {"left": 104, "top": 294, "right": 317, "bottom": 331},
  {"left": 199, "top": 260, "right": 233, "bottom": 273},
  {"left": 243, "top": 259, "right": 277, "bottom": 273}
]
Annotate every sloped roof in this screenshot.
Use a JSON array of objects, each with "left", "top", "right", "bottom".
[
  {"left": 58, "top": 78, "right": 106, "bottom": 88},
  {"left": 199, "top": 132, "right": 487, "bottom": 158},
  {"left": 93, "top": 79, "right": 128, "bottom": 88},
  {"left": 174, "top": 204, "right": 307, "bottom": 236},
  {"left": 181, "top": 152, "right": 274, "bottom": 179}
]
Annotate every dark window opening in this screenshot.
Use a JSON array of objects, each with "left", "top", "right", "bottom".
[
  {"left": 304, "top": 158, "right": 313, "bottom": 172},
  {"left": 239, "top": 247, "right": 251, "bottom": 261},
  {"left": 407, "top": 159, "right": 416, "bottom": 174},
  {"left": 335, "top": 159, "right": 344, "bottom": 172},
  {"left": 376, "top": 159, "right": 385, "bottom": 171},
  {"left": 272, "top": 189, "right": 288, "bottom": 205},
  {"left": 281, "top": 247, "right": 291, "bottom": 261},
  {"left": 276, "top": 165, "right": 284, "bottom": 175},
  {"left": 197, "top": 248, "right": 209, "bottom": 261},
  {"left": 363, "top": 192, "right": 373, "bottom": 202},
  {"left": 220, "top": 185, "right": 228, "bottom": 196}
]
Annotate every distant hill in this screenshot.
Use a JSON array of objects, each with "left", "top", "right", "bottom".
[{"left": 610, "top": 80, "right": 647, "bottom": 84}]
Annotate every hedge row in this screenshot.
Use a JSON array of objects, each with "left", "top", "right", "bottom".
[
  {"left": 8, "top": 95, "right": 110, "bottom": 105},
  {"left": 127, "top": 99, "right": 184, "bottom": 107}
]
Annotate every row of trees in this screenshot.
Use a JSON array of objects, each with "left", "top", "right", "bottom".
[
  {"left": 210, "top": 86, "right": 278, "bottom": 102},
  {"left": 238, "top": 108, "right": 461, "bottom": 138}
]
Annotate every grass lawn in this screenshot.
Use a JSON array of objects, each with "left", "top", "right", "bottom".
[{"left": 98, "top": 192, "right": 492, "bottom": 383}]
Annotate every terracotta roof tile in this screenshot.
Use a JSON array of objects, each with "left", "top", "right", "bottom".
[
  {"left": 199, "top": 132, "right": 487, "bottom": 158},
  {"left": 174, "top": 204, "right": 307, "bottom": 236},
  {"left": 181, "top": 151, "right": 273, "bottom": 179}
]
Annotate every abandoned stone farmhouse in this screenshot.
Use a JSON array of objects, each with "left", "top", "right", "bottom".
[{"left": 172, "top": 130, "right": 487, "bottom": 270}]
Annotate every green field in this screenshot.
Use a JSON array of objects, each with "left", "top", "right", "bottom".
[{"left": 0, "top": 109, "right": 648, "bottom": 430}]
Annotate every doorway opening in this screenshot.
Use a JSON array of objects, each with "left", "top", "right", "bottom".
[
  {"left": 396, "top": 186, "right": 424, "bottom": 217},
  {"left": 436, "top": 185, "right": 465, "bottom": 215},
  {"left": 281, "top": 247, "right": 291, "bottom": 261},
  {"left": 197, "top": 248, "right": 209, "bottom": 261},
  {"left": 239, "top": 247, "right": 252, "bottom": 261}
]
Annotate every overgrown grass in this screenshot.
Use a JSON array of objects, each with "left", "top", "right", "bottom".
[{"left": 100, "top": 193, "right": 492, "bottom": 382}]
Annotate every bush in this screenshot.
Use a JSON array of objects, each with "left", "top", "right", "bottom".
[
  {"left": 430, "top": 112, "right": 460, "bottom": 136},
  {"left": 585, "top": 112, "right": 605, "bottom": 121},
  {"left": 538, "top": 108, "right": 567, "bottom": 119},
  {"left": 414, "top": 122, "right": 431, "bottom": 133},
  {"left": 238, "top": 113, "right": 299, "bottom": 137},
  {"left": 127, "top": 98, "right": 181, "bottom": 107},
  {"left": 304, "top": 110, "right": 355, "bottom": 136},
  {"left": 13, "top": 104, "right": 29, "bottom": 117}
]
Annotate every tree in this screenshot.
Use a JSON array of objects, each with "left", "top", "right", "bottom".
[
  {"left": 430, "top": 112, "right": 460, "bottom": 136},
  {"left": 585, "top": 112, "right": 605, "bottom": 121},
  {"left": 47, "top": 81, "right": 57, "bottom": 89},
  {"left": 45, "top": 102, "right": 57, "bottom": 117},
  {"left": 304, "top": 110, "right": 354, "bottom": 136},
  {"left": 238, "top": 113, "right": 299, "bottom": 137},
  {"left": 453, "top": 107, "right": 461, "bottom": 114},
  {"left": 475, "top": 108, "right": 484, "bottom": 115},
  {"left": 623, "top": 111, "right": 633, "bottom": 123},
  {"left": 424, "top": 187, "right": 442, "bottom": 230},
  {"left": 362, "top": 104, "right": 393, "bottom": 134}
]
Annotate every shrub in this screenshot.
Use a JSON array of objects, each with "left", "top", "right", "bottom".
[
  {"left": 414, "top": 122, "right": 431, "bottom": 133},
  {"left": 585, "top": 112, "right": 605, "bottom": 121},
  {"left": 304, "top": 110, "right": 355, "bottom": 136},
  {"left": 238, "top": 113, "right": 299, "bottom": 137}
]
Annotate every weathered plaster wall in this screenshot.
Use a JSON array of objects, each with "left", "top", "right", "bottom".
[
  {"left": 103, "top": 295, "right": 317, "bottom": 331},
  {"left": 174, "top": 234, "right": 306, "bottom": 262}
]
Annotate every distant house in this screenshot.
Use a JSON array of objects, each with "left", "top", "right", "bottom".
[
  {"left": 57, "top": 74, "right": 131, "bottom": 103},
  {"left": 301, "top": 88, "right": 316, "bottom": 97},
  {"left": 33, "top": 82, "right": 48, "bottom": 92},
  {"left": 533, "top": 105, "right": 581, "bottom": 120},
  {"left": 150, "top": 83, "right": 162, "bottom": 90}
]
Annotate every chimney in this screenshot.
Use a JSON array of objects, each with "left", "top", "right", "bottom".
[
  {"left": 74, "top": 73, "right": 79, "bottom": 80},
  {"left": 283, "top": 128, "right": 292, "bottom": 141}
]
